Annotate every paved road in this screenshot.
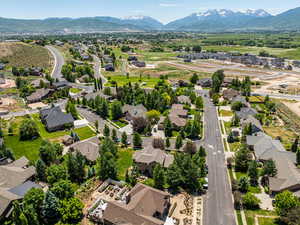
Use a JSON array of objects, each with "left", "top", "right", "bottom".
[
  {"left": 46, "top": 45, "right": 65, "bottom": 79},
  {"left": 197, "top": 89, "right": 236, "bottom": 225},
  {"left": 252, "top": 92, "right": 300, "bottom": 101}
]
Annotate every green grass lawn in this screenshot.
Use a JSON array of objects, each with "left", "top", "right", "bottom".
[
  {"left": 235, "top": 171, "right": 247, "bottom": 180},
  {"left": 4, "top": 135, "right": 43, "bottom": 162},
  {"left": 117, "top": 148, "right": 134, "bottom": 180},
  {"left": 223, "top": 121, "right": 231, "bottom": 134},
  {"left": 257, "top": 217, "right": 276, "bottom": 225},
  {"left": 70, "top": 88, "right": 82, "bottom": 93},
  {"left": 4, "top": 115, "right": 96, "bottom": 162},
  {"left": 236, "top": 210, "right": 244, "bottom": 225},
  {"left": 113, "top": 120, "right": 128, "bottom": 128},
  {"left": 220, "top": 110, "right": 233, "bottom": 117},
  {"left": 135, "top": 50, "right": 177, "bottom": 61},
  {"left": 245, "top": 210, "right": 277, "bottom": 225}
]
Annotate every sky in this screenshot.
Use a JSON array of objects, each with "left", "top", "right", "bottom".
[{"left": 1, "top": 0, "right": 299, "bottom": 24}]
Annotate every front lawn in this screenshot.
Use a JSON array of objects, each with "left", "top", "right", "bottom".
[
  {"left": 113, "top": 120, "right": 128, "bottom": 128},
  {"left": 245, "top": 210, "right": 277, "bottom": 225},
  {"left": 104, "top": 74, "right": 160, "bottom": 88},
  {"left": 229, "top": 141, "right": 241, "bottom": 152},
  {"left": 257, "top": 217, "right": 276, "bottom": 225},
  {"left": 117, "top": 148, "right": 134, "bottom": 180},
  {"left": 70, "top": 88, "right": 82, "bottom": 93},
  {"left": 220, "top": 110, "right": 233, "bottom": 117}
]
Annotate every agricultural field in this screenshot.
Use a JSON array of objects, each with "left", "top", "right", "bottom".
[{"left": 0, "top": 42, "right": 53, "bottom": 70}]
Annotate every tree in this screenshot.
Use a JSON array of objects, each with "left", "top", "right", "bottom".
[
  {"left": 275, "top": 191, "right": 300, "bottom": 216},
  {"left": 165, "top": 138, "right": 170, "bottom": 149},
  {"left": 65, "top": 152, "right": 85, "bottom": 183},
  {"left": 103, "top": 124, "right": 110, "bottom": 137},
  {"left": 231, "top": 101, "right": 243, "bottom": 111},
  {"left": 97, "top": 151, "right": 117, "bottom": 180},
  {"left": 19, "top": 119, "right": 39, "bottom": 140},
  {"left": 39, "top": 140, "right": 62, "bottom": 166},
  {"left": 231, "top": 113, "right": 240, "bottom": 127},
  {"left": 153, "top": 164, "right": 165, "bottom": 190},
  {"left": 121, "top": 131, "right": 128, "bottom": 146},
  {"left": 262, "top": 159, "right": 277, "bottom": 177},
  {"left": 12, "top": 202, "right": 28, "bottom": 225},
  {"left": 297, "top": 149, "right": 300, "bottom": 165},
  {"left": 195, "top": 96, "right": 204, "bottom": 110},
  {"left": 133, "top": 132, "right": 142, "bottom": 148},
  {"left": 164, "top": 117, "right": 172, "bottom": 137},
  {"left": 280, "top": 206, "right": 300, "bottom": 225},
  {"left": 36, "top": 159, "right": 47, "bottom": 181},
  {"left": 247, "top": 161, "right": 258, "bottom": 186},
  {"left": 234, "top": 146, "right": 251, "bottom": 172},
  {"left": 192, "top": 45, "right": 202, "bottom": 53},
  {"left": 233, "top": 191, "right": 242, "bottom": 209},
  {"left": 51, "top": 180, "right": 74, "bottom": 200},
  {"left": 238, "top": 176, "right": 250, "bottom": 193},
  {"left": 23, "top": 188, "right": 45, "bottom": 214},
  {"left": 146, "top": 110, "right": 161, "bottom": 124},
  {"left": 198, "top": 146, "right": 206, "bottom": 157},
  {"left": 183, "top": 140, "right": 197, "bottom": 155},
  {"left": 291, "top": 136, "right": 299, "bottom": 152},
  {"left": 59, "top": 197, "right": 83, "bottom": 224},
  {"left": 242, "top": 193, "right": 261, "bottom": 209},
  {"left": 132, "top": 117, "right": 148, "bottom": 133},
  {"left": 46, "top": 164, "right": 68, "bottom": 185},
  {"left": 41, "top": 191, "right": 60, "bottom": 224},
  {"left": 65, "top": 100, "right": 79, "bottom": 119},
  {"left": 211, "top": 70, "right": 224, "bottom": 93},
  {"left": 190, "top": 73, "right": 199, "bottom": 84},
  {"left": 112, "top": 129, "right": 118, "bottom": 142},
  {"left": 95, "top": 120, "right": 99, "bottom": 133},
  {"left": 152, "top": 138, "right": 165, "bottom": 150},
  {"left": 100, "top": 137, "right": 118, "bottom": 156},
  {"left": 111, "top": 101, "right": 123, "bottom": 120},
  {"left": 175, "top": 134, "right": 183, "bottom": 149}
]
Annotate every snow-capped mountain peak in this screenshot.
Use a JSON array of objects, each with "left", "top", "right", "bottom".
[
  {"left": 122, "top": 15, "right": 148, "bottom": 20},
  {"left": 241, "top": 9, "right": 271, "bottom": 17},
  {"left": 193, "top": 9, "right": 270, "bottom": 18}
]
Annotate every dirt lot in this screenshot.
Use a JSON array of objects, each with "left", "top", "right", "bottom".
[
  {"left": 0, "top": 97, "right": 24, "bottom": 112},
  {"left": 282, "top": 100, "right": 300, "bottom": 117}
]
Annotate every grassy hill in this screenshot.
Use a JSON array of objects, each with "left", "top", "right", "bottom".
[{"left": 0, "top": 42, "right": 53, "bottom": 70}]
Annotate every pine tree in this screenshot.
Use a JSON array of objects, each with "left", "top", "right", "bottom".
[
  {"left": 166, "top": 138, "right": 170, "bottom": 149},
  {"left": 133, "top": 132, "right": 142, "bottom": 149},
  {"left": 297, "top": 149, "right": 300, "bottom": 165},
  {"left": 164, "top": 117, "right": 172, "bottom": 137},
  {"left": 121, "top": 132, "right": 128, "bottom": 146},
  {"left": 112, "top": 129, "right": 117, "bottom": 142},
  {"left": 98, "top": 151, "right": 117, "bottom": 180},
  {"left": 95, "top": 120, "right": 99, "bottom": 133},
  {"left": 103, "top": 124, "right": 110, "bottom": 137},
  {"left": 247, "top": 161, "right": 258, "bottom": 186},
  {"left": 175, "top": 134, "right": 183, "bottom": 149},
  {"left": 153, "top": 164, "right": 165, "bottom": 190},
  {"left": 41, "top": 191, "right": 60, "bottom": 224},
  {"left": 36, "top": 159, "right": 46, "bottom": 181},
  {"left": 198, "top": 146, "right": 207, "bottom": 157},
  {"left": 291, "top": 136, "right": 299, "bottom": 152}
]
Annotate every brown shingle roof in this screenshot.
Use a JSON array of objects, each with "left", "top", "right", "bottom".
[
  {"left": 70, "top": 136, "right": 100, "bottom": 162},
  {"left": 103, "top": 183, "right": 171, "bottom": 225}
]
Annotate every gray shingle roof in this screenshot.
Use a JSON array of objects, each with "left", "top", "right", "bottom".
[
  {"left": 8, "top": 181, "right": 41, "bottom": 197},
  {"left": 70, "top": 136, "right": 100, "bottom": 162},
  {"left": 41, "top": 106, "right": 74, "bottom": 130}
]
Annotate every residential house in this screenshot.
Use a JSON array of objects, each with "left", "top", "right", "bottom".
[
  {"left": 128, "top": 56, "right": 138, "bottom": 61},
  {"left": 133, "top": 146, "right": 174, "bottom": 176},
  {"left": 177, "top": 95, "right": 191, "bottom": 105},
  {"left": 70, "top": 136, "right": 100, "bottom": 163},
  {"left": 222, "top": 78, "right": 234, "bottom": 87},
  {"left": 123, "top": 104, "right": 147, "bottom": 122},
  {"left": 40, "top": 106, "right": 74, "bottom": 132},
  {"left": 232, "top": 95, "right": 248, "bottom": 106},
  {"left": 236, "top": 107, "right": 258, "bottom": 120},
  {"left": 26, "top": 88, "right": 52, "bottom": 103},
  {"left": 246, "top": 133, "right": 300, "bottom": 196},
  {"left": 222, "top": 89, "right": 240, "bottom": 101},
  {"left": 197, "top": 78, "right": 212, "bottom": 87},
  {"left": 169, "top": 104, "right": 188, "bottom": 129},
  {"left": 102, "top": 183, "right": 171, "bottom": 225},
  {"left": 30, "top": 78, "right": 50, "bottom": 88},
  {"left": 53, "top": 80, "right": 70, "bottom": 89},
  {"left": 240, "top": 115, "right": 263, "bottom": 134},
  {"left": 0, "top": 157, "right": 40, "bottom": 219}
]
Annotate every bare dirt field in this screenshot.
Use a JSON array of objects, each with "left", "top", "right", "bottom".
[
  {"left": 282, "top": 101, "right": 300, "bottom": 117},
  {"left": 0, "top": 97, "right": 24, "bottom": 112}
]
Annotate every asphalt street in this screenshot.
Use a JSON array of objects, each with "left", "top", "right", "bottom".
[
  {"left": 198, "top": 89, "right": 236, "bottom": 225},
  {"left": 46, "top": 45, "right": 65, "bottom": 79}
]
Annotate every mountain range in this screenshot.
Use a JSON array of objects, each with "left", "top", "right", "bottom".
[{"left": 1, "top": 7, "right": 300, "bottom": 34}]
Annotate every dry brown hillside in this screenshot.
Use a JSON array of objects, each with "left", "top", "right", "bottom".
[{"left": 0, "top": 42, "right": 53, "bottom": 70}]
